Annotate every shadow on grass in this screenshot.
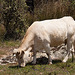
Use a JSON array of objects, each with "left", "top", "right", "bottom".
[
  {"left": 9, "top": 57, "right": 62, "bottom": 68},
  {"left": 9, "top": 65, "right": 23, "bottom": 69},
  {"left": 27, "top": 57, "right": 62, "bottom": 65}
]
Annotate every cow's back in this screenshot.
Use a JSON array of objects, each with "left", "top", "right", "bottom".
[
  {"left": 26, "top": 16, "right": 75, "bottom": 48},
  {"left": 32, "top": 19, "right": 67, "bottom": 47}
]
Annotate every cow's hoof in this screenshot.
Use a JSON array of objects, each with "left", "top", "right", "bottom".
[
  {"left": 48, "top": 62, "right": 52, "bottom": 65},
  {"left": 62, "top": 60, "right": 66, "bottom": 63}
]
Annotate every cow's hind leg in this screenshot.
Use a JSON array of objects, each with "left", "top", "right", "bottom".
[{"left": 63, "top": 37, "right": 72, "bottom": 62}]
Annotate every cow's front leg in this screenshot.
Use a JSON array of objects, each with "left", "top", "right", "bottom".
[
  {"left": 32, "top": 52, "right": 36, "bottom": 64},
  {"left": 46, "top": 53, "right": 52, "bottom": 64},
  {"left": 44, "top": 42, "right": 52, "bottom": 64}
]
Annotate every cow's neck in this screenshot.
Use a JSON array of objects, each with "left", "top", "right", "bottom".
[{"left": 18, "top": 33, "right": 34, "bottom": 51}]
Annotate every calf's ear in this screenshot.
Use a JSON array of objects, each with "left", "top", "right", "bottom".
[{"left": 21, "top": 51, "right": 24, "bottom": 55}]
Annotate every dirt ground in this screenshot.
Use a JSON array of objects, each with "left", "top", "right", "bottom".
[{"left": 0, "top": 46, "right": 16, "bottom": 59}]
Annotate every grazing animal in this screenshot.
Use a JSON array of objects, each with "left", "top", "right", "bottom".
[{"left": 13, "top": 16, "right": 75, "bottom": 67}]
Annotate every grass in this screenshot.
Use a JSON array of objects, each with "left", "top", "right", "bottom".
[
  {"left": 0, "top": 40, "right": 75, "bottom": 75},
  {"left": 0, "top": 60, "right": 75, "bottom": 75},
  {"left": 0, "top": 40, "right": 21, "bottom": 57},
  {"left": 0, "top": 40, "right": 21, "bottom": 47}
]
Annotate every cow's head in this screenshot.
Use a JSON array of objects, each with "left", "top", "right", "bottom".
[{"left": 13, "top": 48, "right": 33, "bottom": 67}]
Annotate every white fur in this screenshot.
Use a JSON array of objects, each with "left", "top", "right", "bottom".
[{"left": 13, "top": 16, "right": 75, "bottom": 67}]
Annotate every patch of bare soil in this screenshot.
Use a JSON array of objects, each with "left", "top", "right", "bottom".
[
  {"left": 0, "top": 47, "right": 13, "bottom": 57},
  {"left": 0, "top": 47, "right": 17, "bottom": 65}
]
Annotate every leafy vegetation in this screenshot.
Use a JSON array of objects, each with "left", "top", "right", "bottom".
[
  {"left": 0, "top": 0, "right": 75, "bottom": 40},
  {"left": 2, "top": 0, "right": 28, "bottom": 40}
]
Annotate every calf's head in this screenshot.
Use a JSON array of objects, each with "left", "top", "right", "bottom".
[{"left": 13, "top": 48, "right": 33, "bottom": 67}]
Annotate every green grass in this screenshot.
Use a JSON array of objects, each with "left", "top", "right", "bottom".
[
  {"left": 0, "top": 60, "right": 75, "bottom": 75},
  {"left": 0, "top": 40, "right": 20, "bottom": 47},
  {"left": 0, "top": 40, "right": 75, "bottom": 75}
]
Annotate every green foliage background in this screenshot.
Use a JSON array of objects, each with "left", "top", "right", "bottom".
[{"left": 0, "top": 0, "right": 75, "bottom": 40}]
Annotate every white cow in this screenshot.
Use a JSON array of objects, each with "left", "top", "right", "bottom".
[{"left": 13, "top": 16, "right": 75, "bottom": 67}]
